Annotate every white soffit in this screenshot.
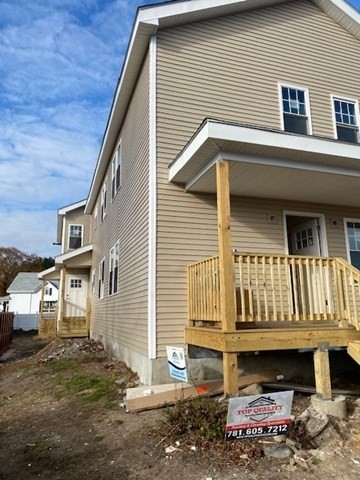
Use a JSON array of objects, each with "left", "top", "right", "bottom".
[{"left": 168, "top": 121, "right": 360, "bottom": 184}]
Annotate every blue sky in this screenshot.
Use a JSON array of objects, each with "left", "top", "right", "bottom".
[{"left": 0, "top": 0, "right": 360, "bottom": 257}]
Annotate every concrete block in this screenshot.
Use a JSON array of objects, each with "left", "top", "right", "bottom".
[
  {"left": 239, "top": 383, "right": 263, "bottom": 397},
  {"left": 311, "top": 395, "right": 347, "bottom": 420},
  {"left": 298, "top": 405, "right": 329, "bottom": 438}
]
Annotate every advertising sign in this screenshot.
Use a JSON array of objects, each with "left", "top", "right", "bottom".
[
  {"left": 166, "top": 346, "right": 188, "bottom": 382},
  {"left": 225, "top": 391, "right": 294, "bottom": 440}
]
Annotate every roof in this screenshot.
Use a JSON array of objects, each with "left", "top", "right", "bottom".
[
  {"left": 85, "top": 0, "right": 360, "bottom": 214},
  {"left": 7, "top": 272, "right": 42, "bottom": 293},
  {"left": 168, "top": 119, "right": 360, "bottom": 207}
]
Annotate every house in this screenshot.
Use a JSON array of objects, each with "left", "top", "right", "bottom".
[
  {"left": 38, "top": 199, "right": 92, "bottom": 338},
  {"left": 7, "top": 272, "right": 59, "bottom": 331},
  {"left": 40, "top": 0, "right": 360, "bottom": 395}
]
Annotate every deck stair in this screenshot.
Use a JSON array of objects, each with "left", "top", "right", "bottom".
[{"left": 348, "top": 341, "right": 360, "bottom": 366}]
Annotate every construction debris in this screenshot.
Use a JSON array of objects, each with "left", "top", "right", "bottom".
[{"left": 124, "top": 368, "right": 282, "bottom": 412}]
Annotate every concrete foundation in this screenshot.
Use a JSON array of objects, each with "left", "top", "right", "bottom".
[
  {"left": 311, "top": 394, "right": 347, "bottom": 420},
  {"left": 91, "top": 331, "right": 359, "bottom": 390}
]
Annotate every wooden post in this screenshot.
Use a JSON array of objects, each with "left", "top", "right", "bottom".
[
  {"left": 58, "top": 266, "right": 67, "bottom": 336},
  {"left": 216, "top": 160, "right": 238, "bottom": 395},
  {"left": 314, "top": 343, "right": 332, "bottom": 400},
  {"left": 38, "top": 280, "right": 45, "bottom": 336}
]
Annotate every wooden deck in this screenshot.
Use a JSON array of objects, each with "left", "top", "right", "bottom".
[{"left": 188, "top": 253, "right": 360, "bottom": 331}]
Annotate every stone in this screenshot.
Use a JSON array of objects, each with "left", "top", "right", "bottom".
[
  {"left": 297, "top": 405, "right": 329, "bottom": 438},
  {"left": 313, "top": 423, "right": 341, "bottom": 448},
  {"left": 239, "top": 383, "right": 263, "bottom": 397},
  {"left": 263, "top": 444, "right": 292, "bottom": 459},
  {"left": 273, "top": 435, "right": 286, "bottom": 443},
  {"left": 311, "top": 394, "right": 347, "bottom": 420}
]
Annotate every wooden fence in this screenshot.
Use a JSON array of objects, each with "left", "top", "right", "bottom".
[{"left": 0, "top": 312, "right": 14, "bottom": 354}]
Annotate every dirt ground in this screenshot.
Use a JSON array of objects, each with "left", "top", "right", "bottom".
[{"left": 1, "top": 333, "right": 360, "bottom": 480}]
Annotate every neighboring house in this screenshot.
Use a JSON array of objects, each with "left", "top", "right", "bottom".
[
  {"left": 7, "top": 273, "right": 59, "bottom": 331},
  {"left": 40, "top": 0, "right": 360, "bottom": 393},
  {"left": 38, "top": 200, "right": 92, "bottom": 338}
]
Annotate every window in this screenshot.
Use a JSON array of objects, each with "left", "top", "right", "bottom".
[
  {"left": 109, "top": 242, "right": 119, "bottom": 295},
  {"left": 91, "top": 268, "right": 96, "bottom": 294},
  {"left": 345, "top": 220, "right": 360, "bottom": 270},
  {"left": 70, "top": 279, "right": 82, "bottom": 288},
  {"left": 45, "top": 287, "right": 52, "bottom": 296},
  {"left": 280, "top": 85, "right": 311, "bottom": 135},
  {"left": 111, "top": 142, "right": 122, "bottom": 200},
  {"left": 69, "top": 224, "right": 83, "bottom": 249},
  {"left": 333, "top": 97, "right": 359, "bottom": 143},
  {"left": 94, "top": 203, "right": 98, "bottom": 230},
  {"left": 100, "top": 180, "right": 107, "bottom": 222},
  {"left": 98, "top": 259, "right": 105, "bottom": 299}
]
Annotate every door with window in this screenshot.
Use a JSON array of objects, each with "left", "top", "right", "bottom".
[
  {"left": 287, "top": 216, "right": 329, "bottom": 317},
  {"left": 64, "top": 275, "right": 88, "bottom": 318}
]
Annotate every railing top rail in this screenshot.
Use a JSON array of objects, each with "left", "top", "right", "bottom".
[
  {"left": 187, "top": 255, "right": 219, "bottom": 268},
  {"left": 233, "top": 252, "right": 336, "bottom": 261}
]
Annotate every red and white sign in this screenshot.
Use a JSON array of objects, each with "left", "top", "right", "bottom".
[{"left": 225, "top": 391, "right": 294, "bottom": 440}]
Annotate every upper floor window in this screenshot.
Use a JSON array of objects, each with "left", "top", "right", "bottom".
[
  {"left": 109, "top": 241, "right": 119, "bottom": 296},
  {"left": 100, "top": 180, "right": 107, "bottom": 223},
  {"left": 98, "top": 258, "right": 105, "bottom": 299},
  {"left": 280, "top": 85, "right": 311, "bottom": 135},
  {"left": 333, "top": 97, "right": 359, "bottom": 143},
  {"left": 45, "top": 286, "right": 52, "bottom": 296},
  {"left": 68, "top": 224, "right": 83, "bottom": 249},
  {"left": 111, "top": 142, "right": 122, "bottom": 201},
  {"left": 94, "top": 203, "right": 98, "bottom": 230}
]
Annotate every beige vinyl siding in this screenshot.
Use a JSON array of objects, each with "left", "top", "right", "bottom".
[
  {"left": 155, "top": 1, "right": 360, "bottom": 355},
  {"left": 90, "top": 52, "right": 150, "bottom": 356},
  {"left": 63, "top": 208, "right": 91, "bottom": 253}
]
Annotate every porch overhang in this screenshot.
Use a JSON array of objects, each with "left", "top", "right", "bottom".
[
  {"left": 55, "top": 244, "right": 93, "bottom": 269},
  {"left": 38, "top": 266, "right": 60, "bottom": 281},
  {"left": 169, "top": 120, "right": 360, "bottom": 207}
]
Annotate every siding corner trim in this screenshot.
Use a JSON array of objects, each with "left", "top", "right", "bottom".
[{"left": 148, "top": 35, "right": 157, "bottom": 360}]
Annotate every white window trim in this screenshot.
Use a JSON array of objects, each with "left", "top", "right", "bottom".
[
  {"left": 68, "top": 224, "right": 83, "bottom": 250},
  {"left": 278, "top": 82, "right": 313, "bottom": 135},
  {"left": 283, "top": 211, "right": 329, "bottom": 257},
  {"left": 330, "top": 94, "right": 360, "bottom": 141},
  {"left": 93, "top": 203, "right": 98, "bottom": 230},
  {"left": 98, "top": 258, "right": 105, "bottom": 300},
  {"left": 343, "top": 217, "right": 360, "bottom": 265},
  {"left": 109, "top": 241, "right": 120, "bottom": 296},
  {"left": 91, "top": 268, "right": 96, "bottom": 295},
  {"left": 100, "top": 178, "right": 108, "bottom": 223},
  {"left": 111, "top": 140, "right": 122, "bottom": 202}
]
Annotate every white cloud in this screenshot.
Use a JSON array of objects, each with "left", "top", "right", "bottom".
[{"left": 0, "top": 0, "right": 155, "bottom": 256}]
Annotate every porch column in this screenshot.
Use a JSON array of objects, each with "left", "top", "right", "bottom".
[
  {"left": 216, "top": 160, "right": 238, "bottom": 395},
  {"left": 58, "top": 266, "right": 67, "bottom": 335},
  {"left": 40, "top": 279, "right": 45, "bottom": 318},
  {"left": 314, "top": 343, "right": 332, "bottom": 400}
]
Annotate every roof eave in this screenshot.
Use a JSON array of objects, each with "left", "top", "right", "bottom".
[{"left": 85, "top": 0, "right": 360, "bottom": 214}]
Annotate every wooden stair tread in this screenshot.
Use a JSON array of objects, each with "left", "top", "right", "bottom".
[{"left": 348, "top": 341, "right": 360, "bottom": 366}]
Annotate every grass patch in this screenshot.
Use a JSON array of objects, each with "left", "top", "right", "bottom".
[
  {"left": 48, "top": 359, "right": 78, "bottom": 373},
  {"left": 54, "top": 373, "right": 118, "bottom": 408}
]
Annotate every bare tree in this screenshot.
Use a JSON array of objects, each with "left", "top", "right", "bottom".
[{"left": 0, "top": 247, "right": 46, "bottom": 296}]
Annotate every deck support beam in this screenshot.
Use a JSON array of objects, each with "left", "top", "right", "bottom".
[
  {"left": 216, "top": 160, "right": 238, "bottom": 395},
  {"left": 314, "top": 343, "right": 332, "bottom": 400}
]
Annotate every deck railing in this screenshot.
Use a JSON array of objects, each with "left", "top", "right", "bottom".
[{"left": 188, "top": 254, "right": 360, "bottom": 330}]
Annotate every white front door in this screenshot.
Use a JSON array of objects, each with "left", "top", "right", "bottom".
[
  {"left": 65, "top": 275, "right": 88, "bottom": 317},
  {"left": 288, "top": 217, "right": 329, "bottom": 316},
  {"left": 290, "top": 218, "right": 321, "bottom": 257}
]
